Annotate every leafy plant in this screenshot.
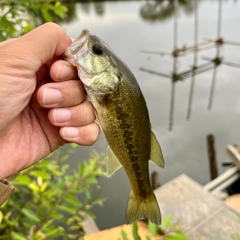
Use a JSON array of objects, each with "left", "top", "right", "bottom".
[
  {"left": 0, "top": 0, "right": 68, "bottom": 41},
  {"left": 161, "top": 215, "right": 188, "bottom": 240},
  {"left": 132, "top": 222, "right": 141, "bottom": 240},
  {"left": 120, "top": 216, "right": 188, "bottom": 240},
  {"left": 0, "top": 145, "right": 107, "bottom": 240}
]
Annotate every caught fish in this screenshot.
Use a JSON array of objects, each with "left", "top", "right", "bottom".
[{"left": 63, "top": 30, "right": 165, "bottom": 225}]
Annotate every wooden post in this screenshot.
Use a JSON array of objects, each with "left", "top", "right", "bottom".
[
  {"left": 207, "top": 134, "right": 218, "bottom": 180},
  {"left": 151, "top": 171, "right": 161, "bottom": 190}
]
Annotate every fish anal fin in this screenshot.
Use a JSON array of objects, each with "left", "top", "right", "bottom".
[
  {"left": 126, "top": 190, "right": 161, "bottom": 225},
  {"left": 107, "top": 147, "right": 122, "bottom": 177},
  {"left": 150, "top": 131, "right": 165, "bottom": 168}
]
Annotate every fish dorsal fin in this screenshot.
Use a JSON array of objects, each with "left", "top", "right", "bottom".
[
  {"left": 107, "top": 147, "right": 122, "bottom": 177},
  {"left": 150, "top": 131, "right": 165, "bottom": 168}
]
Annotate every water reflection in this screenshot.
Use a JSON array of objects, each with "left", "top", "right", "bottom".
[
  {"left": 76, "top": 1, "right": 106, "bottom": 16},
  {"left": 0, "top": 0, "right": 198, "bottom": 40},
  {"left": 140, "top": 0, "right": 194, "bottom": 22},
  {"left": 140, "top": 0, "right": 240, "bottom": 130}
]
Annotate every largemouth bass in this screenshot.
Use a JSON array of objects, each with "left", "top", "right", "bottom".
[{"left": 63, "top": 30, "right": 165, "bottom": 225}]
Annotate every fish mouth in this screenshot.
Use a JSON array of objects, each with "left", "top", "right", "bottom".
[{"left": 63, "top": 29, "right": 90, "bottom": 63}]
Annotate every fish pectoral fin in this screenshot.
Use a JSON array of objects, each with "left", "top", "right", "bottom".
[
  {"left": 150, "top": 131, "right": 165, "bottom": 168},
  {"left": 107, "top": 147, "right": 122, "bottom": 177}
]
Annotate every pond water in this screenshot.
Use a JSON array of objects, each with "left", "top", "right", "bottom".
[{"left": 61, "top": 0, "right": 240, "bottom": 229}]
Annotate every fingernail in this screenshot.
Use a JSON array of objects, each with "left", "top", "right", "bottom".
[
  {"left": 62, "top": 127, "right": 79, "bottom": 138},
  {"left": 43, "top": 88, "right": 62, "bottom": 105},
  {"left": 53, "top": 108, "right": 71, "bottom": 123},
  {"left": 57, "top": 62, "right": 74, "bottom": 81}
]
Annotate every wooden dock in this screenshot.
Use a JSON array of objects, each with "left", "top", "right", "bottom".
[
  {"left": 84, "top": 174, "right": 240, "bottom": 239},
  {"left": 154, "top": 174, "right": 240, "bottom": 239},
  {"left": 84, "top": 221, "right": 162, "bottom": 240},
  {"left": 83, "top": 145, "right": 240, "bottom": 239}
]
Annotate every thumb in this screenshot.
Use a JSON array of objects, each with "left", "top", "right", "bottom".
[{"left": 18, "top": 22, "right": 72, "bottom": 70}]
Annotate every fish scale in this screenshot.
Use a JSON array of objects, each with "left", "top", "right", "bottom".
[
  {"left": 63, "top": 29, "right": 165, "bottom": 225},
  {"left": 102, "top": 85, "right": 151, "bottom": 195}
]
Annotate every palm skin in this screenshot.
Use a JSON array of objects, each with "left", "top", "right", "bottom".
[{"left": 0, "top": 23, "right": 100, "bottom": 179}]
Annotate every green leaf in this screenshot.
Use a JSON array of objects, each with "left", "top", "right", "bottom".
[
  {"left": 132, "top": 222, "right": 140, "bottom": 240},
  {"left": 41, "top": 219, "right": 54, "bottom": 231},
  {"left": 21, "top": 208, "right": 40, "bottom": 223},
  {"left": 165, "top": 231, "right": 188, "bottom": 240},
  {"left": 79, "top": 163, "right": 85, "bottom": 177},
  {"left": 41, "top": 7, "right": 53, "bottom": 22},
  {"left": 53, "top": 1, "right": 68, "bottom": 19},
  {"left": 58, "top": 205, "right": 75, "bottom": 214},
  {"left": 173, "top": 230, "right": 188, "bottom": 240},
  {"left": 91, "top": 197, "right": 106, "bottom": 207},
  {"left": 83, "top": 209, "right": 95, "bottom": 219},
  {"left": 85, "top": 188, "right": 92, "bottom": 202},
  {"left": 45, "top": 227, "right": 62, "bottom": 237},
  {"left": 49, "top": 182, "right": 62, "bottom": 193},
  {"left": 37, "top": 176, "right": 43, "bottom": 187},
  {"left": 30, "top": 170, "right": 51, "bottom": 179},
  {"left": 148, "top": 220, "right": 159, "bottom": 236},
  {"left": 40, "top": 182, "right": 49, "bottom": 192},
  {"left": 23, "top": 22, "right": 34, "bottom": 34},
  {"left": 162, "top": 215, "right": 173, "bottom": 230},
  {"left": 65, "top": 194, "right": 81, "bottom": 208},
  {"left": 121, "top": 229, "right": 129, "bottom": 240},
  {"left": 12, "top": 175, "right": 32, "bottom": 185},
  {"left": 0, "top": 211, "right": 3, "bottom": 224},
  {"left": 28, "top": 181, "right": 40, "bottom": 192},
  {"left": 50, "top": 212, "right": 63, "bottom": 220},
  {"left": 11, "top": 231, "right": 27, "bottom": 240},
  {"left": 71, "top": 143, "right": 78, "bottom": 148},
  {"left": 61, "top": 164, "right": 69, "bottom": 172},
  {"left": 0, "top": 199, "right": 9, "bottom": 208}
]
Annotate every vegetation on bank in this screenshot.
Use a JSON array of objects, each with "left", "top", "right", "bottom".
[{"left": 0, "top": 145, "right": 107, "bottom": 239}]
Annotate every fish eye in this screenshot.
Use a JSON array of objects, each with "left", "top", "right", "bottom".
[{"left": 92, "top": 44, "right": 103, "bottom": 55}]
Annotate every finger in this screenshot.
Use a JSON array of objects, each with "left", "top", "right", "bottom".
[
  {"left": 48, "top": 101, "right": 95, "bottom": 127},
  {"left": 60, "top": 123, "right": 100, "bottom": 146},
  {"left": 19, "top": 22, "right": 72, "bottom": 72},
  {"left": 50, "top": 60, "right": 79, "bottom": 82},
  {"left": 37, "top": 80, "right": 86, "bottom": 108}
]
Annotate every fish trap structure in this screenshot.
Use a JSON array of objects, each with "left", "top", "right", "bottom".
[{"left": 139, "top": 0, "right": 240, "bottom": 131}]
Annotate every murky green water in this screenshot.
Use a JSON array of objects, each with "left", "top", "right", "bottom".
[{"left": 61, "top": 0, "right": 240, "bottom": 229}]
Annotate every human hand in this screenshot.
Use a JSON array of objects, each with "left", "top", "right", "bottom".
[{"left": 0, "top": 23, "right": 100, "bottom": 180}]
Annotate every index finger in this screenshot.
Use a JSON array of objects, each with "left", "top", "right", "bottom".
[
  {"left": 19, "top": 23, "right": 72, "bottom": 71},
  {"left": 50, "top": 60, "right": 79, "bottom": 82}
]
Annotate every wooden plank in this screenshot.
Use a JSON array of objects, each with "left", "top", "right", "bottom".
[
  {"left": 188, "top": 206, "right": 240, "bottom": 239},
  {"left": 84, "top": 174, "right": 240, "bottom": 239},
  {"left": 227, "top": 145, "right": 240, "bottom": 170},
  {"left": 81, "top": 213, "right": 100, "bottom": 235},
  {"left": 154, "top": 174, "right": 224, "bottom": 228},
  {"left": 83, "top": 221, "right": 163, "bottom": 240},
  {"left": 225, "top": 194, "right": 240, "bottom": 212},
  {"left": 204, "top": 166, "right": 239, "bottom": 192},
  {"left": 154, "top": 174, "right": 240, "bottom": 239}
]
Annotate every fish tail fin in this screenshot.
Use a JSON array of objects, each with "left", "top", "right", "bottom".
[{"left": 126, "top": 190, "right": 161, "bottom": 225}]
